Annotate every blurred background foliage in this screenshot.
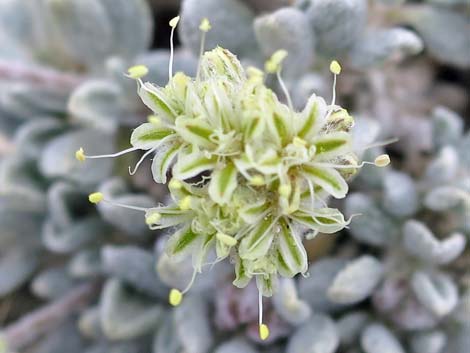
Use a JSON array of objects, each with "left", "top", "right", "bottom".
[{"left": 0, "top": 0, "right": 468, "bottom": 352}]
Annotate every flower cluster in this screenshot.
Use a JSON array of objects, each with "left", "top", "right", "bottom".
[{"left": 78, "top": 17, "right": 389, "bottom": 339}]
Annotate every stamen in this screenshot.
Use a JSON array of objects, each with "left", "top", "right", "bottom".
[
  {"left": 265, "top": 50, "right": 287, "bottom": 74},
  {"left": 128, "top": 146, "right": 158, "bottom": 175},
  {"left": 250, "top": 175, "right": 265, "bottom": 186},
  {"left": 277, "top": 69, "right": 294, "bottom": 112},
  {"left": 169, "top": 178, "right": 183, "bottom": 190},
  {"left": 88, "top": 192, "right": 104, "bottom": 204},
  {"left": 310, "top": 155, "right": 392, "bottom": 170},
  {"left": 182, "top": 267, "right": 198, "bottom": 294},
  {"left": 168, "top": 16, "right": 180, "bottom": 81},
  {"left": 169, "top": 288, "right": 183, "bottom": 306},
  {"left": 330, "top": 60, "right": 341, "bottom": 75},
  {"left": 178, "top": 196, "right": 192, "bottom": 210},
  {"left": 148, "top": 115, "right": 161, "bottom": 125},
  {"left": 358, "top": 137, "right": 399, "bottom": 152},
  {"left": 75, "top": 147, "right": 85, "bottom": 162},
  {"left": 374, "top": 154, "right": 391, "bottom": 167},
  {"left": 265, "top": 50, "right": 293, "bottom": 111},
  {"left": 76, "top": 146, "right": 140, "bottom": 160},
  {"left": 88, "top": 193, "right": 150, "bottom": 212},
  {"left": 126, "top": 65, "right": 149, "bottom": 79},
  {"left": 196, "top": 18, "right": 212, "bottom": 81},
  {"left": 258, "top": 291, "right": 270, "bottom": 340},
  {"left": 145, "top": 212, "right": 161, "bottom": 225},
  {"left": 326, "top": 60, "right": 341, "bottom": 120}
]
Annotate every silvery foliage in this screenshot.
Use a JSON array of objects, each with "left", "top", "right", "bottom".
[
  {"left": 0, "top": 1, "right": 191, "bottom": 352},
  {"left": 343, "top": 107, "right": 469, "bottom": 353},
  {"left": 179, "top": 0, "right": 424, "bottom": 80},
  {"left": 0, "top": 1, "right": 468, "bottom": 353}
]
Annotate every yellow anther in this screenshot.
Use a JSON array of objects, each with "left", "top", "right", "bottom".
[
  {"left": 169, "top": 179, "right": 183, "bottom": 190},
  {"left": 199, "top": 18, "right": 211, "bottom": 32},
  {"left": 147, "top": 115, "right": 161, "bottom": 125},
  {"left": 293, "top": 136, "right": 307, "bottom": 147},
  {"left": 250, "top": 175, "right": 265, "bottom": 186},
  {"left": 259, "top": 324, "right": 270, "bottom": 341},
  {"left": 169, "top": 16, "right": 180, "bottom": 28},
  {"left": 169, "top": 288, "right": 183, "bottom": 306},
  {"left": 279, "top": 184, "right": 291, "bottom": 198},
  {"left": 145, "top": 212, "right": 161, "bottom": 225},
  {"left": 330, "top": 60, "right": 341, "bottom": 75},
  {"left": 75, "top": 147, "right": 86, "bottom": 162},
  {"left": 178, "top": 196, "right": 192, "bottom": 210},
  {"left": 374, "top": 154, "right": 391, "bottom": 167},
  {"left": 265, "top": 49, "right": 288, "bottom": 74},
  {"left": 127, "top": 65, "right": 149, "bottom": 79},
  {"left": 216, "top": 232, "right": 238, "bottom": 247},
  {"left": 88, "top": 192, "right": 104, "bottom": 204}
]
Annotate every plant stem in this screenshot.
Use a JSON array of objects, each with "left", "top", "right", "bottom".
[
  {"left": 0, "top": 60, "right": 84, "bottom": 89},
  {"left": 1, "top": 281, "right": 99, "bottom": 351}
]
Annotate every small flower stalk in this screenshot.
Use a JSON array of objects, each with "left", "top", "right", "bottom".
[{"left": 78, "top": 17, "right": 389, "bottom": 340}]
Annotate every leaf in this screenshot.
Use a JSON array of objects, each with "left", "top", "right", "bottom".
[
  {"left": 233, "top": 257, "right": 251, "bottom": 288},
  {"left": 273, "top": 278, "right": 311, "bottom": 325},
  {"left": 266, "top": 108, "right": 292, "bottom": 147},
  {"left": 166, "top": 225, "right": 200, "bottom": 260},
  {"left": 403, "top": 220, "right": 466, "bottom": 265},
  {"left": 100, "top": 279, "right": 163, "bottom": 340},
  {"left": 151, "top": 141, "right": 182, "bottom": 184},
  {"left": 239, "top": 215, "right": 276, "bottom": 260},
  {"left": 291, "top": 208, "right": 349, "bottom": 234},
  {"left": 175, "top": 116, "right": 216, "bottom": 149},
  {"left": 130, "top": 123, "right": 175, "bottom": 150},
  {"left": 276, "top": 218, "right": 308, "bottom": 278},
  {"left": 172, "top": 148, "right": 217, "bottom": 180},
  {"left": 327, "top": 256, "right": 384, "bottom": 304},
  {"left": 287, "top": 314, "right": 339, "bottom": 353},
  {"left": 312, "top": 131, "right": 351, "bottom": 160},
  {"left": 208, "top": 162, "right": 238, "bottom": 204},
  {"left": 411, "top": 271, "right": 458, "bottom": 317},
  {"left": 361, "top": 323, "right": 405, "bottom": 353},
  {"left": 256, "top": 272, "right": 278, "bottom": 297},
  {"left": 138, "top": 82, "right": 177, "bottom": 121},
  {"left": 301, "top": 165, "right": 348, "bottom": 199},
  {"left": 296, "top": 94, "right": 327, "bottom": 140},
  {"left": 239, "top": 198, "right": 269, "bottom": 224},
  {"left": 253, "top": 147, "right": 282, "bottom": 175}
]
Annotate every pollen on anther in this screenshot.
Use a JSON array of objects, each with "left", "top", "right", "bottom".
[
  {"left": 374, "top": 154, "right": 391, "bottom": 167},
  {"left": 178, "top": 196, "right": 192, "bottom": 210},
  {"left": 259, "top": 324, "right": 270, "bottom": 341},
  {"left": 265, "top": 49, "right": 288, "bottom": 74},
  {"left": 199, "top": 18, "right": 211, "bottom": 32},
  {"left": 75, "top": 147, "right": 86, "bottom": 162},
  {"left": 148, "top": 115, "right": 161, "bottom": 125},
  {"left": 126, "top": 65, "right": 149, "bottom": 79},
  {"left": 250, "top": 175, "right": 265, "bottom": 186},
  {"left": 169, "top": 179, "right": 183, "bottom": 190},
  {"left": 145, "top": 212, "right": 161, "bottom": 225},
  {"left": 169, "top": 16, "right": 180, "bottom": 28},
  {"left": 88, "top": 192, "right": 104, "bottom": 204},
  {"left": 330, "top": 60, "right": 341, "bottom": 75},
  {"left": 169, "top": 288, "right": 183, "bottom": 306}
]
